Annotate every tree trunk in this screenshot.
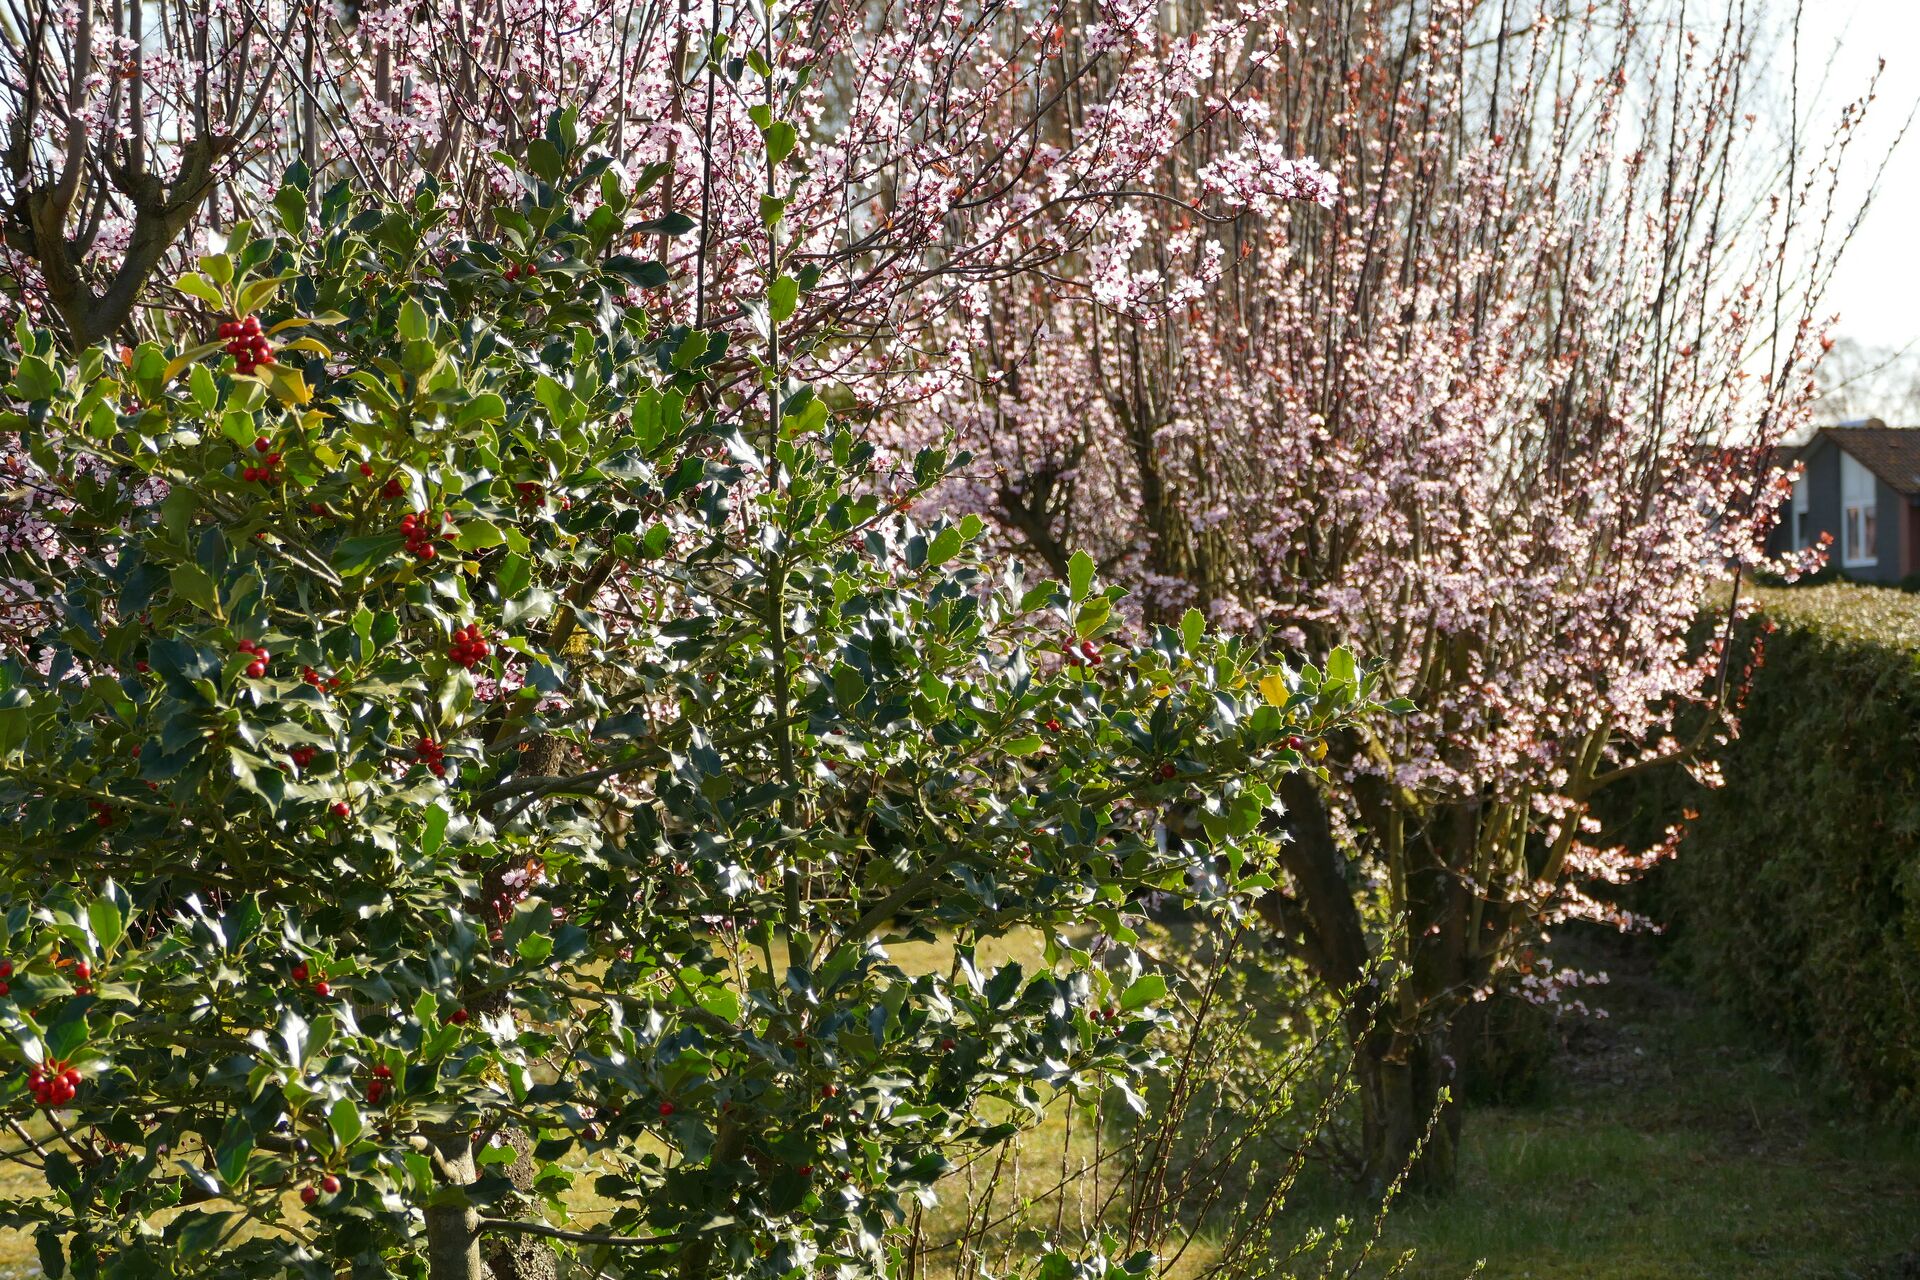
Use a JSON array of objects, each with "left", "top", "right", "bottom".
[
  {"left": 425, "top": 1130, "right": 485, "bottom": 1280},
  {"left": 1355, "top": 1025, "right": 1461, "bottom": 1195},
  {"left": 1259, "top": 771, "right": 1477, "bottom": 1194},
  {"left": 482, "top": 1128, "right": 559, "bottom": 1280}
]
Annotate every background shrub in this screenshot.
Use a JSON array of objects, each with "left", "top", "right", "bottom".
[{"left": 1613, "top": 584, "right": 1920, "bottom": 1119}]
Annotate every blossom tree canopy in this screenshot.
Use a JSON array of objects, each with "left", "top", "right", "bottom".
[{"left": 920, "top": 0, "right": 1870, "bottom": 1187}]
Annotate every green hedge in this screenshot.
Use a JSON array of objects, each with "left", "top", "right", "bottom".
[{"left": 1619, "top": 584, "right": 1920, "bottom": 1118}]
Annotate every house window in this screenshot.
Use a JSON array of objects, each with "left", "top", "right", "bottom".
[
  {"left": 1792, "top": 473, "right": 1808, "bottom": 549},
  {"left": 1841, "top": 452, "right": 1877, "bottom": 568}
]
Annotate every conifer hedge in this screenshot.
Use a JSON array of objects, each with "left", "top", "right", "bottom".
[{"left": 1622, "top": 584, "right": 1920, "bottom": 1118}]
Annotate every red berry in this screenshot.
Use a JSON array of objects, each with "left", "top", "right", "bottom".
[
  {"left": 0, "top": 982, "right": 10, "bottom": 998},
  {"left": 799, "top": 1164, "right": 813, "bottom": 1176},
  {"left": 0, "top": 960, "right": 12, "bottom": 979},
  {"left": 292, "top": 962, "right": 309, "bottom": 982},
  {"left": 301, "top": 1185, "right": 318, "bottom": 1205},
  {"left": 372, "top": 1065, "right": 391, "bottom": 1080},
  {"left": 254, "top": 436, "right": 271, "bottom": 453},
  {"left": 657, "top": 1101, "right": 675, "bottom": 1117},
  {"left": 313, "top": 980, "right": 331, "bottom": 998},
  {"left": 73, "top": 961, "right": 90, "bottom": 980},
  {"left": 940, "top": 1038, "right": 956, "bottom": 1052},
  {"left": 135, "top": 661, "right": 149, "bottom": 673},
  {"left": 320, "top": 1174, "right": 341, "bottom": 1194},
  {"left": 366, "top": 1080, "right": 385, "bottom": 1104},
  {"left": 359, "top": 462, "right": 374, "bottom": 477},
  {"left": 1158, "top": 762, "right": 1177, "bottom": 780},
  {"left": 448, "top": 1008, "right": 469, "bottom": 1025}
]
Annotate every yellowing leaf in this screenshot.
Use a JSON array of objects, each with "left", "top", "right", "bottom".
[
  {"left": 237, "top": 274, "right": 296, "bottom": 316},
  {"left": 161, "top": 340, "right": 229, "bottom": 386},
  {"left": 261, "top": 364, "right": 313, "bottom": 405},
  {"left": 1258, "top": 672, "right": 1289, "bottom": 707},
  {"left": 268, "top": 312, "right": 349, "bottom": 335}
]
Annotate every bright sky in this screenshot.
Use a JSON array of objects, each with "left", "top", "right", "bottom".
[{"left": 1798, "top": 0, "right": 1920, "bottom": 351}]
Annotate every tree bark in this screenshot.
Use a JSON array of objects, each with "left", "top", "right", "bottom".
[
  {"left": 481, "top": 1128, "right": 559, "bottom": 1280},
  {"left": 1355, "top": 1025, "right": 1461, "bottom": 1195},
  {"left": 1257, "top": 771, "right": 1479, "bottom": 1194},
  {"left": 425, "top": 1130, "right": 485, "bottom": 1280}
]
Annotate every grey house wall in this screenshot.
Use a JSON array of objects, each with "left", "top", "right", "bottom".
[{"left": 1770, "top": 436, "right": 1903, "bottom": 582}]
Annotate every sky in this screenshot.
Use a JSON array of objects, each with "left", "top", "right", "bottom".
[{"left": 1797, "top": 0, "right": 1920, "bottom": 351}]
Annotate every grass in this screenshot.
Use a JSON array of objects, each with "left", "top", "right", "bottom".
[
  {"left": 1286, "top": 934, "right": 1920, "bottom": 1279},
  {"left": 0, "top": 930, "right": 1914, "bottom": 1277}
]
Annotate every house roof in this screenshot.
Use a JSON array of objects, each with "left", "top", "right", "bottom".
[{"left": 1817, "top": 424, "right": 1920, "bottom": 495}]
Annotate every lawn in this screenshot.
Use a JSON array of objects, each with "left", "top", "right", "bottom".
[{"left": 1292, "top": 934, "right": 1920, "bottom": 1279}]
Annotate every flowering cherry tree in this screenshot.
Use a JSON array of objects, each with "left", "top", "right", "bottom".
[
  {"left": 3, "top": 0, "right": 1332, "bottom": 390},
  {"left": 930, "top": 0, "right": 1866, "bottom": 1187}
]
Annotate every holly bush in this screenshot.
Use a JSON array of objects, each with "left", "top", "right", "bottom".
[{"left": 0, "top": 120, "right": 1386, "bottom": 1279}]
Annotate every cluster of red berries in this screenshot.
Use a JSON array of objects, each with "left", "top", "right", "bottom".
[
  {"left": 288, "top": 746, "right": 318, "bottom": 773},
  {"left": 413, "top": 736, "right": 447, "bottom": 778},
  {"left": 70, "top": 959, "right": 91, "bottom": 995},
  {"left": 448, "top": 624, "right": 490, "bottom": 670},
  {"left": 236, "top": 638, "right": 270, "bottom": 679},
  {"left": 1090, "top": 1004, "right": 1120, "bottom": 1024},
  {"left": 400, "top": 509, "right": 448, "bottom": 561},
  {"left": 0, "top": 958, "right": 14, "bottom": 998},
  {"left": 301, "top": 666, "right": 342, "bottom": 692},
  {"left": 241, "top": 436, "right": 283, "bottom": 484},
  {"left": 358, "top": 461, "right": 404, "bottom": 500},
  {"left": 291, "top": 960, "right": 332, "bottom": 998},
  {"left": 513, "top": 481, "right": 545, "bottom": 508},
  {"left": 216, "top": 315, "right": 275, "bottom": 374},
  {"left": 503, "top": 262, "right": 540, "bottom": 282},
  {"left": 1043, "top": 717, "right": 1064, "bottom": 733},
  {"left": 27, "top": 1061, "right": 81, "bottom": 1108},
  {"left": 366, "top": 1063, "right": 393, "bottom": 1105},
  {"left": 299, "top": 1174, "right": 342, "bottom": 1205},
  {"left": 86, "top": 799, "right": 114, "bottom": 828},
  {"left": 1063, "top": 638, "right": 1103, "bottom": 668},
  {"left": 447, "top": 1008, "right": 470, "bottom": 1025}
]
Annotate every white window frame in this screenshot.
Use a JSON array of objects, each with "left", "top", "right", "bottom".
[
  {"left": 1841, "top": 451, "right": 1878, "bottom": 568},
  {"left": 1791, "top": 473, "right": 1808, "bottom": 549}
]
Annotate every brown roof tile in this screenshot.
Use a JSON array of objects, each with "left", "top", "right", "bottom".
[{"left": 1818, "top": 426, "right": 1920, "bottom": 495}]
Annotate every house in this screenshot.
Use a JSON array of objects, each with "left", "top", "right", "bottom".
[{"left": 1768, "top": 419, "right": 1920, "bottom": 583}]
